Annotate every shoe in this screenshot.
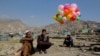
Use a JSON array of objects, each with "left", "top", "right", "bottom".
[
  {"left": 39, "top": 51, "right": 42, "bottom": 54},
  {"left": 51, "top": 43, "right": 54, "bottom": 46},
  {"left": 44, "top": 51, "right": 47, "bottom": 54}
]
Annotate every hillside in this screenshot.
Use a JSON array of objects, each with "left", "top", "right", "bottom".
[
  {"left": 0, "top": 19, "right": 28, "bottom": 33},
  {"left": 44, "top": 20, "right": 100, "bottom": 33},
  {"left": 0, "top": 19, "right": 100, "bottom": 34}
]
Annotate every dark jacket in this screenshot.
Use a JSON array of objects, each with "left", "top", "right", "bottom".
[
  {"left": 63, "top": 36, "right": 73, "bottom": 46},
  {"left": 37, "top": 34, "right": 49, "bottom": 44},
  {"left": 37, "top": 34, "right": 52, "bottom": 50}
]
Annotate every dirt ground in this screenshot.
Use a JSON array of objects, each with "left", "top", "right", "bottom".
[{"left": 0, "top": 36, "right": 100, "bottom": 56}]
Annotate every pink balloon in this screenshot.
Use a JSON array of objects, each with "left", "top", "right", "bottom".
[
  {"left": 72, "top": 11, "right": 80, "bottom": 16},
  {"left": 64, "top": 3, "right": 70, "bottom": 10},
  {"left": 61, "top": 11, "right": 64, "bottom": 16},
  {"left": 72, "top": 12, "right": 77, "bottom": 16},
  {"left": 72, "top": 7, "right": 76, "bottom": 12},
  {"left": 71, "top": 3, "right": 77, "bottom": 8},
  {"left": 58, "top": 4, "right": 64, "bottom": 10}
]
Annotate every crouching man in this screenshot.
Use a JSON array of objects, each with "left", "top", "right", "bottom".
[
  {"left": 37, "top": 29, "right": 53, "bottom": 54},
  {"left": 63, "top": 35, "right": 73, "bottom": 47}
]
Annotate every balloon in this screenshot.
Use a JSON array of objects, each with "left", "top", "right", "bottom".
[
  {"left": 64, "top": 8, "right": 72, "bottom": 15},
  {"left": 53, "top": 16, "right": 57, "bottom": 19},
  {"left": 71, "top": 7, "right": 76, "bottom": 11},
  {"left": 62, "top": 17, "right": 67, "bottom": 23},
  {"left": 76, "top": 16, "right": 80, "bottom": 21},
  {"left": 64, "top": 4, "right": 70, "bottom": 9},
  {"left": 68, "top": 8, "right": 73, "bottom": 13},
  {"left": 70, "top": 15, "right": 76, "bottom": 21},
  {"left": 58, "top": 15, "right": 62, "bottom": 21},
  {"left": 71, "top": 3, "right": 77, "bottom": 8},
  {"left": 56, "top": 13, "right": 60, "bottom": 17},
  {"left": 72, "top": 9, "right": 80, "bottom": 16},
  {"left": 61, "top": 10, "right": 64, "bottom": 16},
  {"left": 72, "top": 11, "right": 77, "bottom": 16},
  {"left": 57, "top": 9, "right": 62, "bottom": 14},
  {"left": 76, "top": 12, "right": 81, "bottom": 16},
  {"left": 58, "top": 4, "right": 64, "bottom": 10},
  {"left": 64, "top": 9, "right": 70, "bottom": 15},
  {"left": 66, "top": 14, "right": 72, "bottom": 20},
  {"left": 63, "top": 16, "right": 67, "bottom": 20},
  {"left": 53, "top": 3, "right": 81, "bottom": 23},
  {"left": 75, "top": 8, "right": 80, "bottom": 12},
  {"left": 59, "top": 19, "right": 64, "bottom": 24}
]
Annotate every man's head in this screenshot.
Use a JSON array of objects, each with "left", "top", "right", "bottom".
[
  {"left": 25, "top": 31, "right": 32, "bottom": 38},
  {"left": 42, "top": 29, "right": 47, "bottom": 35},
  {"left": 67, "top": 35, "right": 71, "bottom": 37}
]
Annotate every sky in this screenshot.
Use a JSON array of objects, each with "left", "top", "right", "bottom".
[{"left": 0, "top": 0, "right": 100, "bottom": 26}]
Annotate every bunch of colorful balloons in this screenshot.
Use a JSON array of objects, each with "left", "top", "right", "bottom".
[{"left": 53, "top": 3, "right": 81, "bottom": 24}]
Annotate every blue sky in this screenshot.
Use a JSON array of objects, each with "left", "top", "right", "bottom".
[{"left": 0, "top": 0, "right": 100, "bottom": 26}]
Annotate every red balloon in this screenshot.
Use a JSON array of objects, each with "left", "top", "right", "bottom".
[
  {"left": 59, "top": 19, "right": 64, "bottom": 24},
  {"left": 75, "top": 8, "right": 80, "bottom": 12},
  {"left": 56, "top": 14, "right": 60, "bottom": 17},
  {"left": 70, "top": 15, "right": 76, "bottom": 21}
]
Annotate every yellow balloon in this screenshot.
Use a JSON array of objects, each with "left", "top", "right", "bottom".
[
  {"left": 66, "top": 14, "right": 72, "bottom": 20},
  {"left": 53, "top": 16, "right": 57, "bottom": 20}
]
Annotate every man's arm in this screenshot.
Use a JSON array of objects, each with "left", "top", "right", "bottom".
[
  {"left": 37, "top": 36, "right": 44, "bottom": 44},
  {"left": 21, "top": 37, "right": 33, "bottom": 41}
]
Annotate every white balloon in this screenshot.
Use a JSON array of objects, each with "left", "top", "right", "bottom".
[
  {"left": 76, "top": 12, "right": 81, "bottom": 16},
  {"left": 71, "top": 3, "right": 78, "bottom": 8}
]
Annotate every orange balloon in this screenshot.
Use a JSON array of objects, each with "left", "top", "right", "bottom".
[
  {"left": 68, "top": 8, "right": 73, "bottom": 13},
  {"left": 64, "top": 9, "right": 70, "bottom": 15}
]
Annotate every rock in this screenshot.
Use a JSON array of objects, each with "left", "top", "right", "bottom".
[{"left": 92, "top": 52, "right": 100, "bottom": 55}]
